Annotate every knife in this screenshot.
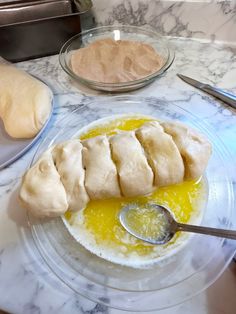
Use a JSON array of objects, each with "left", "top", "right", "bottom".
[{"left": 177, "top": 74, "right": 236, "bottom": 110}]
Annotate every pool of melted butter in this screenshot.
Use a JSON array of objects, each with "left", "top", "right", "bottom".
[{"left": 64, "top": 116, "right": 206, "bottom": 262}]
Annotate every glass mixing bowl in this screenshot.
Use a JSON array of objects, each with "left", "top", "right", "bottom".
[
  {"left": 59, "top": 25, "right": 174, "bottom": 92},
  {"left": 27, "top": 96, "right": 235, "bottom": 311}
]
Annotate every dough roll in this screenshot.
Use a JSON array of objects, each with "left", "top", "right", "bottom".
[
  {"left": 110, "top": 131, "right": 154, "bottom": 197},
  {"left": 52, "top": 140, "right": 90, "bottom": 212},
  {"left": 161, "top": 121, "right": 212, "bottom": 180},
  {"left": 136, "top": 121, "right": 185, "bottom": 187},
  {"left": 19, "top": 150, "right": 68, "bottom": 218},
  {"left": 0, "top": 63, "right": 52, "bottom": 139},
  {"left": 82, "top": 135, "right": 121, "bottom": 199}
]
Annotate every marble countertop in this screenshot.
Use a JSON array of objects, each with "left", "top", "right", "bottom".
[{"left": 0, "top": 37, "right": 236, "bottom": 314}]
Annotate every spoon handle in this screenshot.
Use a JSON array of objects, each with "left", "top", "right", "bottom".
[{"left": 177, "top": 223, "right": 236, "bottom": 240}]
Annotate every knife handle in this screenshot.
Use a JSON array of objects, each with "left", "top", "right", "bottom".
[{"left": 203, "top": 85, "right": 236, "bottom": 109}]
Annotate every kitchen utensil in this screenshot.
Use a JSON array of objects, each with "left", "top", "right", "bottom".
[
  {"left": 119, "top": 203, "right": 236, "bottom": 245},
  {"left": 177, "top": 73, "right": 236, "bottom": 109}
]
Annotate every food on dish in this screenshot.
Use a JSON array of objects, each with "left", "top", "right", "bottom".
[
  {"left": 62, "top": 116, "right": 209, "bottom": 267},
  {"left": 82, "top": 135, "right": 120, "bottom": 199},
  {"left": 20, "top": 150, "right": 68, "bottom": 218},
  {"left": 70, "top": 38, "right": 164, "bottom": 83},
  {"left": 136, "top": 121, "right": 184, "bottom": 186},
  {"left": 52, "top": 140, "right": 89, "bottom": 212},
  {"left": 110, "top": 131, "right": 154, "bottom": 197},
  {"left": 19, "top": 117, "right": 211, "bottom": 219},
  {"left": 161, "top": 121, "right": 212, "bottom": 180},
  {"left": 0, "top": 63, "right": 52, "bottom": 139}
]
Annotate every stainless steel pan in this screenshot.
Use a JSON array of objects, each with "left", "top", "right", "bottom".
[{"left": 0, "top": 0, "right": 93, "bottom": 62}]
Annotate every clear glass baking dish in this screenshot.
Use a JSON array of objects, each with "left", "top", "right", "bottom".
[{"left": 27, "top": 96, "right": 235, "bottom": 311}]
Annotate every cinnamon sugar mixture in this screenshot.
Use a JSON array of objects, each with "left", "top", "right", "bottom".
[{"left": 71, "top": 38, "right": 164, "bottom": 83}]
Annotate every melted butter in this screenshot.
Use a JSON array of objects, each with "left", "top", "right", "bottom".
[
  {"left": 79, "top": 116, "right": 153, "bottom": 140},
  {"left": 65, "top": 116, "right": 205, "bottom": 257},
  {"left": 81, "top": 180, "right": 203, "bottom": 256},
  {"left": 125, "top": 205, "right": 171, "bottom": 242}
]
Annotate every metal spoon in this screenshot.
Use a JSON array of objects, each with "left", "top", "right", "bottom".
[{"left": 119, "top": 203, "right": 236, "bottom": 245}]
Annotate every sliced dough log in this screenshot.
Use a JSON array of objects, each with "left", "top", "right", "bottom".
[
  {"left": 161, "top": 121, "right": 212, "bottom": 180},
  {"left": 136, "top": 121, "right": 184, "bottom": 187},
  {"left": 82, "top": 135, "right": 121, "bottom": 199},
  {"left": 52, "top": 140, "right": 89, "bottom": 211},
  {"left": 0, "top": 63, "right": 52, "bottom": 138},
  {"left": 19, "top": 119, "right": 212, "bottom": 218},
  {"left": 19, "top": 150, "right": 68, "bottom": 218},
  {"left": 110, "top": 131, "right": 154, "bottom": 197}
]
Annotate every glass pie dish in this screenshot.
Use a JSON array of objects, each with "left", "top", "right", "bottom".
[
  {"left": 27, "top": 96, "right": 236, "bottom": 312},
  {"left": 59, "top": 25, "right": 175, "bottom": 92}
]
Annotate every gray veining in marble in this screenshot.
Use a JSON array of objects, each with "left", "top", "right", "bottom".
[{"left": 92, "top": 0, "right": 236, "bottom": 45}]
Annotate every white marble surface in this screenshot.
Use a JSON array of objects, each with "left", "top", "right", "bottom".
[
  {"left": 92, "top": 0, "right": 236, "bottom": 45},
  {"left": 0, "top": 36, "right": 236, "bottom": 313}
]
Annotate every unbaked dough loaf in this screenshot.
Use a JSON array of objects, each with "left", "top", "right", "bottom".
[
  {"left": 161, "top": 121, "right": 212, "bottom": 180},
  {"left": 110, "top": 131, "right": 154, "bottom": 197},
  {"left": 19, "top": 120, "right": 212, "bottom": 218},
  {"left": 52, "top": 140, "right": 90, "bottom": 212},
  {"left": 19, "top": 150, "right": 68, "bottom": 218},
  {"left": 82, "top": 135, "right": 121, "bottom": 199},
  {"left": 136, "top": 121, "right": 185, "bottom": 186},
  {"left": 0, "top": 63, "right": 52, "bottom": 138}
]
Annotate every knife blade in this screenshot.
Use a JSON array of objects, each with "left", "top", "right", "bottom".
[{"left": 177, "top": 74, "right": 236, "bottom": 110}]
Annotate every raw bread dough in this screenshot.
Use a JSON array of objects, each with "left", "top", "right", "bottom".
[
  {"left": 82, "top": 135, "right": 121, "bottom": 199},
  {"left": 110, "top": 131, "right": 154, "bottom": 196},
  {"left": 52, "top": 140, "right": 90, "bottom": 211},
  {"left": 19, "top": 150, "right": 68, "bottom": 218},
  {"left": 0, "top": 63, "right": 52, "bottom": 138},
  {"left": 19, "top": 119, "right": 212, "bottom": 218},
  {"left": 136, "top": 121, "right": 185, "bottom": 187},
  {"left": 161, "top": 121, "right": 212, "bottom": 180}
]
